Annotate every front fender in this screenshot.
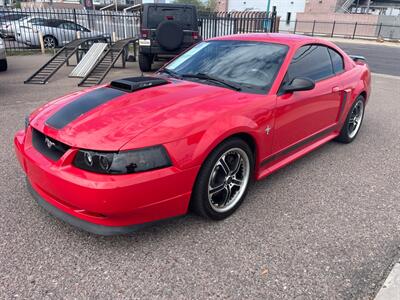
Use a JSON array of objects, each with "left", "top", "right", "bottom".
[
  {"left": 160, "top": 115, "right": 263, "bottom": 171},
  {"left": 193, "top": 115, "right": 260, "bottom": 165}
]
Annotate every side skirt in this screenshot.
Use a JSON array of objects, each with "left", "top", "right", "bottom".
[{"left": 256, "top": 127, "right": 338, "bottom": 180}]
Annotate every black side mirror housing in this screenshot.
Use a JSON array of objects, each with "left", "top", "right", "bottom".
[{"left": 283, "top": 77, "right": 315, "bottom": 93}]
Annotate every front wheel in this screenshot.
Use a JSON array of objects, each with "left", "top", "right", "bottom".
[
  {"left": 191, "top": 138, "right": 253, "bottom": 220},
  {"left": 335, "top": 95, "right": 365, "bottom": 143}
]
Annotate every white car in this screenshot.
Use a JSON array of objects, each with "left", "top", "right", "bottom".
[
  {"left": 1, "top": 16, "right": 47, "bottom": 39},
  {"left": 15, "top": 19, "right": 107, "bottom": 48},
  {"left": 0, "top": 37, "right": 7, "bottom": 71}
]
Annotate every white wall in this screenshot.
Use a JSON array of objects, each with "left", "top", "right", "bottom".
[{"left": 228, "top": 0, "right": 306, "bottom": 30}]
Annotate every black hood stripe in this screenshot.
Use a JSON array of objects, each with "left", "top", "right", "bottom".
[{"left": 46, "top": 87, "right": 125, "bottom": 129}]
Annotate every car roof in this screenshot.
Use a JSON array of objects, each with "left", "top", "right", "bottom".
[{"left": 210, "top": 33, "right": 328, "bottom": 47}]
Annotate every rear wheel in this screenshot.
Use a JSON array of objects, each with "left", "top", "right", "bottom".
[
  {"left": 0, "top": 59, "right": 7, "bottom": 72},
  {"left": 191, "top": 138, "right": 253, "bottom": 220},
  {"left": 335, "top": 95, "right": 365, "bottom": 143},
  {"left": 139, "top": 53, "right": 153, "bottom": 72}
]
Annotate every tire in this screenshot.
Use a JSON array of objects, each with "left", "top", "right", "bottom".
[
  {"left": 335, "top": 95, "right": 365, "bottom": 143},
  {"left": 156, "top": 21, "right": 184, "bottom": 51},
  {"left": 43, "top": 35, "right": 57, "bottom": 49},
  {"left": 191, "top": 138, "right": 254, "bottom": 220},
  {"left": 139, "top": 53, "right": 153, "bottom": 72},
  {"left": 0, "top": 59, "right": 7, "bottom": 72}
]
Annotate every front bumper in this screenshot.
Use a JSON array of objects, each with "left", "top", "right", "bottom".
[
  {"left": 27, "top": 179, "right": 151, "bottom": 235},
  {"left": 15, "top": 128, "right": 199, "bottom": 234}
]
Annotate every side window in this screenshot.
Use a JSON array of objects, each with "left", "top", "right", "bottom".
[
  {"left": 29, "top": 18, "right": 46, "bottom": 26},
  {"left": 287, "top": 45, "right": 334, "bottom": 81},
  {"left": 328, "top": 48, "right": 344, "bottom": 74},
  {"left": 58, "top": 22, "right": 76, "bottom": 30},
  {"left": 76, "top": 24, "right": 90, "bottom": 32}
]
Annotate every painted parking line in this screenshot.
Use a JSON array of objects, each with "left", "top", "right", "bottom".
[{"left": 375, "top": 259, "right": 400, "bottom": 300}]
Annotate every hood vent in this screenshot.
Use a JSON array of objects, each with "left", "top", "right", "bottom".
[{"left": 110, "top": 76, "right": 169, "bottom": 92}]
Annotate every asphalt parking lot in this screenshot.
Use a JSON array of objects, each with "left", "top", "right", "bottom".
[
  {"left": 1, "top": 53, "right": 400, "bottom": 299},
  {"left": 335, "top": 42, "right": 400, "bottom": 77}
]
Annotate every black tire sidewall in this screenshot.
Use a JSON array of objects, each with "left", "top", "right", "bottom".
[
  {"left": 191, "top": 138, "right": 254, "bottom": 220},
  {"left": 139, "top": 53, "right": 153, "bottom": 72},
  {"left": 0, "top": 59, "right": 7, "bottom": 72}
]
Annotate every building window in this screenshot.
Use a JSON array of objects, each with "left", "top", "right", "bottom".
[{"left": 286, "top": 12, "right": 291, "bottom": 24}]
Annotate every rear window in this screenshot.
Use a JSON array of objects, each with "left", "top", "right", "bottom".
[{"left": 147, "top": 6, "right": 195, "bottom": 30}]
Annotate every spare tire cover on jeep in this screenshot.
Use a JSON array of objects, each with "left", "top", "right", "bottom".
[{"left": 156, "top": 21, "right": 184, "bottom": 51}]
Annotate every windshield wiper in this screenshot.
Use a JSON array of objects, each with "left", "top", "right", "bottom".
[
  {"left": 159, "top": 68, "right": 182, "bottom": 79},
  {"left": 181, "top": 73, "right": 242, "bottom": 91}
]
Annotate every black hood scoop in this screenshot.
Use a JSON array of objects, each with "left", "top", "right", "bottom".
[{"left": 110, "top": 76, "right": 169, "bottom": 92}]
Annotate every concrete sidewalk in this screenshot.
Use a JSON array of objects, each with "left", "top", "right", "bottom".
[{"left": 375, "top": 258, "right": 400, "bottom": 300}]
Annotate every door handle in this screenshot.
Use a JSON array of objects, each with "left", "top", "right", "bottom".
[{"left": 332, "top": 86, "right": 341, "bottom": 93}]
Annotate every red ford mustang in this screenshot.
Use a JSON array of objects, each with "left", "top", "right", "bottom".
[{"left": 14, "top": 33, "right": 371, "bottom": 235}]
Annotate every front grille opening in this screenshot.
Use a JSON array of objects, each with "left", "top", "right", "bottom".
[{"left": 31, "top": 128, "right": 70, "bottom": 161}]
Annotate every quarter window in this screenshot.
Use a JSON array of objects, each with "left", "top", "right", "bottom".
[
  {"left": 328, "top": 48, "right": 344, "bottom": 74},
  {"left": 287, "top": 45, "right": 334, "bottom": 81}
]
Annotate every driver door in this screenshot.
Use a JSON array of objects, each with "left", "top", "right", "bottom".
[{"left": 272, "top": 45, "right": 343, "bottom": 153}]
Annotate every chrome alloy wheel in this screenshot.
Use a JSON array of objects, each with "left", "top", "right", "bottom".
[
  {"left": 348, "top": 99, "right": 364, "bottom": 139},
  {"left": 43, "top": 36, "right": 56, "bottom": 48},
  {"left": 207, "top": 148, "right": 250, "bottom": 213}
]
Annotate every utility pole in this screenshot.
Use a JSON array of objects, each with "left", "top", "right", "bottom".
[
  {"left": 265, "top": 0, "right": 271, "bottom": 31},
  {"left": 366, "top": 0, "right": 371, "bottom": 14}
]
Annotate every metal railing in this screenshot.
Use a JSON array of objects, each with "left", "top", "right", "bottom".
[
  {"left": 1, "top": 8, "right": 399, "bottom": 54},
  {"left": 278, "top": 19, "right": 400, "bottom": 40},
  {"left": 0, "top": 8, "right": 140, "bottom": 53}
]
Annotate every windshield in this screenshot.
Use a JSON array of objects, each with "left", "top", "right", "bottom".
[{"left": 165, "top": 40, "right": 288, "bottom": 93}]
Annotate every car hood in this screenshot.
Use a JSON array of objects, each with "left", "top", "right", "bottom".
[{"left": 30, "top": 79, "right": 236, "bottom": 151}]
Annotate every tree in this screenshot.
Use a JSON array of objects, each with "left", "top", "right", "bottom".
[
  {"left": 173, "top": 0, "right": 206, "bottom": 11},
  {"left": 172, "top": 0, "right": 217, "bottom": 12},
  {"left": 205, "top": 0, "right": 217, "bottom": 12}
]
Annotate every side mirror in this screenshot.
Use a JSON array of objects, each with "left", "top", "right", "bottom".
[
  {"left": 283, "top": 77, "right": 315, "bottom": 93},
  {"left": 198, "top": 20, "right": 203, "bottom": 27}
]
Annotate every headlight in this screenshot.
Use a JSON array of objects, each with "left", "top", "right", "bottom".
[{"left": 73, "top": 146, "right": 172, "bottom": 174}]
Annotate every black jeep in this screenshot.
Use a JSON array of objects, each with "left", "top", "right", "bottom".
[{"left": 138, "top": 3, "right": 201, "bottom": 72}]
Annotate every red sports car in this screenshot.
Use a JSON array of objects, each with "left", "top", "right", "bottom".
[{"left": 14, "top": 34, "right": 371, "bottom": 235}]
